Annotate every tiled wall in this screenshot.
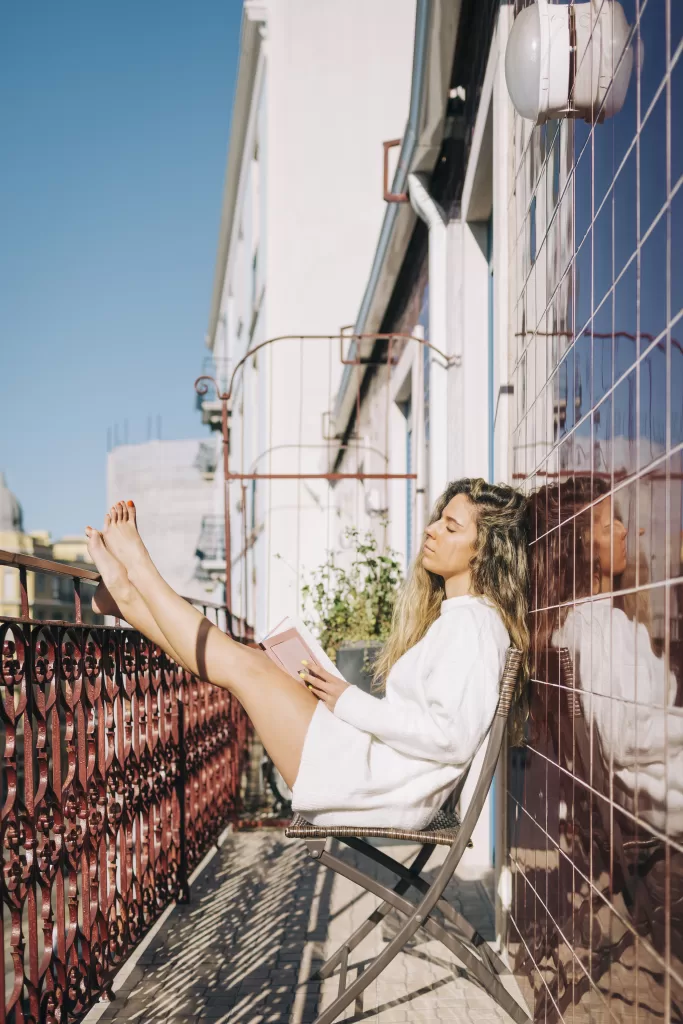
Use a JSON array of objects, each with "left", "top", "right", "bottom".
[{"left": 505, "top": 2, "right": 683, "bottom": 1020}]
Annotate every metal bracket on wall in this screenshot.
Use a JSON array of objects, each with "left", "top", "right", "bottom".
[{"left": 494, "top": 384, "right": 514, "bottom": 428}]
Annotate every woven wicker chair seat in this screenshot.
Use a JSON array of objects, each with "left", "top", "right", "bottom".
[{"left": 285, "top": 807, "right": 464, "bottom": 846}]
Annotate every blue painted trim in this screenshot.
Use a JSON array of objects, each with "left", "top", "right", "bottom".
[{"left": 487, "top": 215, "right": 495, "bottom": 867}]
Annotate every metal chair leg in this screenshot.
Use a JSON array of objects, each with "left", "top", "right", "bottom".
[
  {"left": 342, "top": 836, "right": 509, "bottom": 975},
  {"left": 316, "top": 842, "right": 435, "bottom": 980},
  {"left": 418, "top": 915, "right": 529, "bottom": 1024},
  {"left": 311, "top": 854, "right": 433, "bottom": 1024},
  {"left": 336, "top": 945, "right": 348, "bottom": 997},
  {"left": 310, "top": 848, "right": 529, "bottom": 1024}
]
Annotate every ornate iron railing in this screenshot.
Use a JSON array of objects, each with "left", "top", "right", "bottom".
[{"left": 0, "top": 550, "right": 252, "bottom": 1023}]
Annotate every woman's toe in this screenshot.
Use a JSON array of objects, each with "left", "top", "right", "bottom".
[
  {"left": 126, "top": 500, "right": 136, "bottom": 524},
  {"left": 103, "top": 512, "right": 111, "bottom": 531},
  {"left": 86, "top": 527, "right": 105, "bottom": 557}
]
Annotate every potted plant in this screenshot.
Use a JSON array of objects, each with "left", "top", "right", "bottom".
[{"left": 301, "top": 526, "right": 403, "bottom": 692}]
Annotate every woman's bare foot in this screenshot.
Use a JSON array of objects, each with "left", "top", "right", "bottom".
[
  {"left": 85, "top": 526, "right": 133, "bottom": 609},
  {"left": 92, "top": 580, "right": 123, "bottom": 618},
  {"left": 102, "top": 501, "right": 153, "bottom": 578}
]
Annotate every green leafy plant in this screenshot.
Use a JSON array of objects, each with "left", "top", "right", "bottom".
[{"left": 301, "top": 526, "right": 403, "bottom": 660}]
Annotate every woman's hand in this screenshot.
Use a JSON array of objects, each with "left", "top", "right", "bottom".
[{"left": 299, "top": 661, "right": 350, "bottom": 712}]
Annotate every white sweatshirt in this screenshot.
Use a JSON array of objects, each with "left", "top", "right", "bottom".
[{"left": 291, "top": 594, "right": 510, "bottom": 829}]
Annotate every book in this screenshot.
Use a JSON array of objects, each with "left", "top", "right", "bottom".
[{"left": 259, "top": 614, "right": 346, "bottom": 685}]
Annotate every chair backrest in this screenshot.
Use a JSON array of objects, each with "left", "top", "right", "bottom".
[
  {"left": 441, "top": 646, "right": 523, "bottom": 819},
  {"left": 410, "top": 647, "right": 524, "bottom": 923},
  {"left": 453, "top": 646, "right": 523, "bottom": 841}
]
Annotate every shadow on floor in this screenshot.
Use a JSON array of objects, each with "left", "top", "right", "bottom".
[
  {"left": 97, "top": 832, "right": 334, "bottom": 1023},
  {"left": 96, "top": 834, "right": 498, "bottom": 1024}
]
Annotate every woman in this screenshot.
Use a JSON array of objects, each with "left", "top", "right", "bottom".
[{"left": 86, "top": 477, "right": 529, "bottom": 829}]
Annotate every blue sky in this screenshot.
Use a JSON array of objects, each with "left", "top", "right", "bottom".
[{"left": 0, "top": 0, "right": 242, "bottom": 539}]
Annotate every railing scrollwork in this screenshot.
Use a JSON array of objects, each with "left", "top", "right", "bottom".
[{"left": 0, "top": 550, "right": 252, "bottom": 1023}]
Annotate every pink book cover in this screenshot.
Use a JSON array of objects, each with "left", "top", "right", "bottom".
[
  {"left": 258, "top": 615, "right": 345, "bottom": 685},
  {"left": 259, "top": 627, "right": 320, "bottom": 685}
]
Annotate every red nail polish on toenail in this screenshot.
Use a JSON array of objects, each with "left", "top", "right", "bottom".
[{"left": 127, "top": 501, "right": 134, "bottom": 507}]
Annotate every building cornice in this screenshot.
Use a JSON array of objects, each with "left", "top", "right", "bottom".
[{"left": 206, "top": 2, "right": 267, "bottom": 350}]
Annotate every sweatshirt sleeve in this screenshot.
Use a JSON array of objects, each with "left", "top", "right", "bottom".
[{"left": 332, "top": 609, "right": 503, "bottom": 764}]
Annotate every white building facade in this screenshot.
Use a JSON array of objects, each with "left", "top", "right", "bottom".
[{"left": 202, "top": 0, "right": 417, "bottom": 637}]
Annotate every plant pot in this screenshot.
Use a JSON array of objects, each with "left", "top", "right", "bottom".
[{"left": 335, "top": 640, "right": 384, "bottom": 694}]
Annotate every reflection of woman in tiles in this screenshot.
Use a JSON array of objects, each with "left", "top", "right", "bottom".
[
  {"left": 528, "top": 477, "right": 683, "bottom": 993},
  {"left": 530, "top": 476, "right": 682, "bottom": 836}
]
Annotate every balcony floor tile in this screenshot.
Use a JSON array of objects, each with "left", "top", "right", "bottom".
[{"left": 83, "top": 830, "right": 526, "bottom": 1024}]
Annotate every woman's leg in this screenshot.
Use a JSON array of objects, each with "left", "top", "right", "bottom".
[
  {"left": 86, "top": 507, "right": 318, "bottom": 790},
  {"left": 87, "top": 534, "right": 194, "bottom": 674}
]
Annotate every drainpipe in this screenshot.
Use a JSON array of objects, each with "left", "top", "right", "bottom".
[{"left": 407, "top": 172, "right": 450, "bottom": 506}]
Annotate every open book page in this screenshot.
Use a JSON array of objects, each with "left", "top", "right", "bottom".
[{"left": 261, "top": 614, "right": 346, "bottom": 682}]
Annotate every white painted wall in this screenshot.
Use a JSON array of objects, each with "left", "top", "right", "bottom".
[
  {"left": 446, "top": 219, "right": 465, "bottom": 482},
  {"left": 461, "top": 222, "right": 491, "bottom": 480},
  {"left": 455, "top": 216, "right": 495, "bottom": 868},
  {"left": 447, "top": 218, "right": 491, "bottom": 486},
  {"left": 492, "top": 5, "right": 514, "bottom": 487},
  {"left": 428, "top": 344, "right": 449, "bottom": 505},
  {"left": 262, "top": 0, "right": 416, "bottom": 632},
  {"left": 446, "top": 17, "right": 513, "bottom": 870}
]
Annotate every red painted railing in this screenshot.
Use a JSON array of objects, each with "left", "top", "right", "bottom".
[{"left": 0, "top": 550, "right": 252, "bottom": 1023}]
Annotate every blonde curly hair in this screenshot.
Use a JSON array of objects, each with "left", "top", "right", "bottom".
[{"left": 373, "top": 478, "right": 530, "bottom": 745}]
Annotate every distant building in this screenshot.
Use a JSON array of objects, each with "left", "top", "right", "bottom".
[
  {"left": 51, "top": 536, "right": 93, "bottom": 566},
  {"left": 107, "top": 439, "right": 219, "bottom": 603},
  {"left": 0, "top": 471, "right": 100, "bottom": 621}
]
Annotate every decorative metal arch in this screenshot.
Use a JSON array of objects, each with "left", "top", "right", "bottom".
[{"left": 193, "top": 329, "right": 451, "bottom": 607}]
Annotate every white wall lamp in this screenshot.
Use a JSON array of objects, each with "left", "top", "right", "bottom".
[{"left": 505, "top": 1, "right": 638, "bottom": 125}]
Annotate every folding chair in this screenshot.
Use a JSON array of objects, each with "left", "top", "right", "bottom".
[{"left": 286, "top": 647, "right": 530, "bottom": 1024}]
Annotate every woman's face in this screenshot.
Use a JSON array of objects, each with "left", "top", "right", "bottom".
[
  {"left": 593, "top": 495, "right": 628, "bottom": 581},
  {"left": 421, "top": 493, "right": 478, "bottom": 585}
]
